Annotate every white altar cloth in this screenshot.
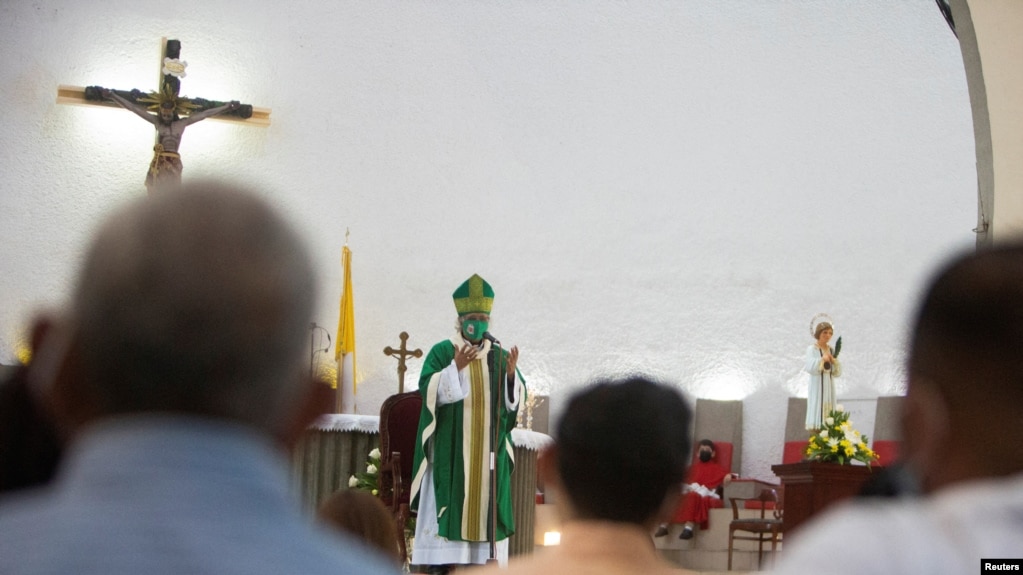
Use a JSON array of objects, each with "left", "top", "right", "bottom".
[
  {"left": 307, "top": 414, "right": 553, "bottom": 452},
  {"left": 308, "top": 413, "right": 381, "bottom": 433}
]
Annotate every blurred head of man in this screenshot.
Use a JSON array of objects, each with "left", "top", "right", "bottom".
[
  {"left": 43, "top": 180, "right": 324, "bottom": 445},
  {"left": 544, "top": 375, "right": 693, "bottom": 526},
  {"left": 903, "top": 243, "right": 1023, "bottom": 493}
]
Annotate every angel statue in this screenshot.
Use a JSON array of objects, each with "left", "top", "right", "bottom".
[{"left": 804, "top": 313, "right": 843, "bottom": 431}]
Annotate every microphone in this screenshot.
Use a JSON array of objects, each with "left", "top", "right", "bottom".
[
  {"left": 482, "top": 332, "right": 501, "bottom": 345},
  {"left": 310, "top": 323, "right": 331, "bottom": 353}
]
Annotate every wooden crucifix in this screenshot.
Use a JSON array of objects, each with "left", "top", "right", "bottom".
[
  {"left": 383, "top": 332, "right": 423, "bottom": 393},
  {"left": 55, "top": 38, "right": 271, "bottom": 194}
]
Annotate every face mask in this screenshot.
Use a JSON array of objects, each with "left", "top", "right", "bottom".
[
  {"left": 461, "top": 319, "right": 488, "bottom": 341},
  {"left": 698, "top": 451, "right": 713, "bottom": 463}
]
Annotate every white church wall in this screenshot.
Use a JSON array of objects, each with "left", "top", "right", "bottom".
[{"left": 0, "top": 1, "right": 976, "bottom": 481}]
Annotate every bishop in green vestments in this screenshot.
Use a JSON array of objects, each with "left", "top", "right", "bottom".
[{"left": 410, "top": 274, "right": 525, "bottom": 570}]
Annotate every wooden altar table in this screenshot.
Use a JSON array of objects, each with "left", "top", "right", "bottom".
[
  {"left": 293, "top": 414, "right": 380, "bottom": 513},
  {"left": 508, "top": 428, "right": 554, "bottom": 556},
  {"left": 771, "top": 461, "right": 877, "bottom": 537},
  {"left": 293, "top": 415, "right": 553, "bottom": 557}
]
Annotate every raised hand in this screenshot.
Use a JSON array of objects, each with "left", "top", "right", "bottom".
[
  {"left": 454, "top": 344, "right": 479, "bottom": 371},
  {"left": 506, "top": 346, "right": 519, "bottom": 378}
]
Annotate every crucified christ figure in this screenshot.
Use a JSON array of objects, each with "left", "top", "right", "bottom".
[{"left": 101, "top": 87, "right": 240, "bottom": 193}]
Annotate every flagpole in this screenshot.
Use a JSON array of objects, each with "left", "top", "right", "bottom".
[{"left": 336, "top": 231, "right": 357, "bottom": 414}]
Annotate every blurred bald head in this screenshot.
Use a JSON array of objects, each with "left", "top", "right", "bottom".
[{"left": 70, "top": 180, "right": 317, "bottom": 435}]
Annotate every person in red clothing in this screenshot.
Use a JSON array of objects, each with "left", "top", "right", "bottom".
[{"left": 654, "top": 439, "right": 732, "bottom": 539}]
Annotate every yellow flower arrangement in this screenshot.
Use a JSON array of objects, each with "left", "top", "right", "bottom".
[{"left": 804, "top": 407, "right": 879, "bottom": 465}]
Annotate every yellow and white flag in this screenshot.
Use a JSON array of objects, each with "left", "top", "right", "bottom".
[{"left": 335, "top": 244, "right": 356, "bottom": 413}]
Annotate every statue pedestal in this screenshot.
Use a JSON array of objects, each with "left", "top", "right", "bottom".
[{"left": 771, "top": 461, "right": 877, "bottom": 537}]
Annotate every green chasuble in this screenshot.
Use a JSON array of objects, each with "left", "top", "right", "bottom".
[{"left": 410, "top": 336, "right": 524, "bottom": 543}]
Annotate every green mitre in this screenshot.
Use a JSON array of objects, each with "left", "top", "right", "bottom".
[{"left": 453, "top": 274, "right": 494, "bottom": 315}]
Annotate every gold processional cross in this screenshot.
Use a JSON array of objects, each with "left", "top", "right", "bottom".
[
  {"left": 55, "top": 38, "right": 270, "bottom": 194},
  {"left": 383, "top": 332, "right": 423, "bottom": 394}
]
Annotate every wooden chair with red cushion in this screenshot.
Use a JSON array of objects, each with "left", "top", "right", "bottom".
[
  {"left": 378, "top": 391, "right": 423, "bottom": 563},
  {"left": 783, "top": 440, "right": 806, "bottom": 464},
  {"left": 871, "top": 440, "right": 901, "bottom": 467}
]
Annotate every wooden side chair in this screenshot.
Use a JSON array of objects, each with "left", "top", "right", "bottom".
[
  {"left": 377, "top": 391, "right": 423, "bottom": 564},
  {"left": 727, "top": 487, "right": 784, "bottom": 571}
]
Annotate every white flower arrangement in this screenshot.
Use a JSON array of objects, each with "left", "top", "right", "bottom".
[
  {"left": 348, "top": 448, "right": 383, "bottom": 496},
  {"left": 347, "top": 445, "right": 418, "bottom": 551},
  {"left": 804, "top": 407, "right": 879, "bottom": 465}
]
